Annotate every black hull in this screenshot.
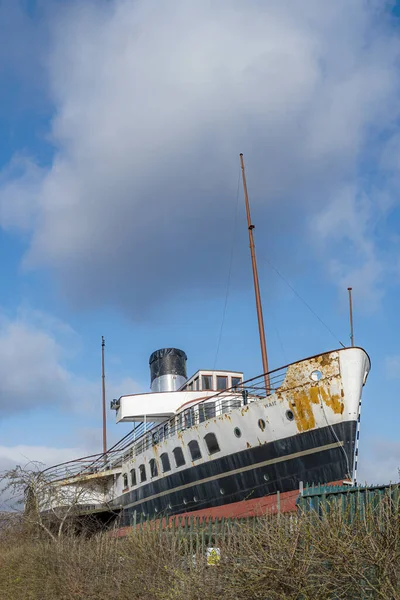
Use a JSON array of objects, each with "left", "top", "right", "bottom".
[{"left": 114, "top": 421, "right": 356, "bottom": 526}]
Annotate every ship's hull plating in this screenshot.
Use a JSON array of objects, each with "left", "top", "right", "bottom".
[
  {"left": 40, "top": 348, "right": 370, "bottom": 528},
  {"left": 114, "top": 420, "right": 356, "bottom": 527}
]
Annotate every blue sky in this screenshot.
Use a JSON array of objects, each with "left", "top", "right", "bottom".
[{"left": 0, "top": 0, "right": 399, "bottom": 485}]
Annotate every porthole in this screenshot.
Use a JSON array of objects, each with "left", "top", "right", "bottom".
[
  {"left": 310, "top": 369, "right": 322, "bottom": 382},
  {"left": 286, "top": 410, "right": 294, "bottom": 421},
  {"left": 219, "top": 488, "right": 225, "bottom": 495},
  {"left": 234, "top": 427, "right": 242, "bottom": 438},
  {"left": 263, "top": 473, "right": 269, "bottom": 481},
  {"left": 258, "top": 419, "right": 266, "bottom": 431}
]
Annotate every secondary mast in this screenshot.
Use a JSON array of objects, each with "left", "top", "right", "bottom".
[
  {"left": 347, "top": 287, "right": 354, "bottom": 347},
  {"left": 239, "top": 153, "right": 270, "bottom": 393},
  {"left": 101, "top": 336, "right": 107, "bottom": 454}
]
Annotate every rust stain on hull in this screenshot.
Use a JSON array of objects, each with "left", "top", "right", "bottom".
[{"left": 275, "top": 351, "right": 344, "bottom": 432}]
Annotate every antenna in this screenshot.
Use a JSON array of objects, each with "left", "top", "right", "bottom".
[
  {"left": 101, "top": 336, "right": 107, "bottom": 454},
  {"left": 347, "top": 287, "right": 354, "bottom": 347},
  {"left": 240, "top": 153, "right": 270, "bottom": 393}
]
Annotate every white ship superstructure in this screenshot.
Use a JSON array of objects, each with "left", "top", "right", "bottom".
[{"left": 42, "top": 346, "right": 370, "bottom": 525}]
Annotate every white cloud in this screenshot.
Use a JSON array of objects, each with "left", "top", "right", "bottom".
[
  {"left": 0, "top": 445, "right": 83, "bottom": 471},
  {"left": 311, "top": 185, "right": 388, "bottom": 311},
  {"left": 0, "top": 307, "right": 141, "bottom": 415},
  {"left": 0, "top": 444, "right": 85, "bottom": 511},
  {"left": 0, "top": 309, "right": 72, "bottom": 413},
  {"left": 0, "top": 0, "right": 399, "bottom": 316}
]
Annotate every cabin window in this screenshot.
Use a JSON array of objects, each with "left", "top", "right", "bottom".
[
  {"left": 194, "top": 377, "right": 199, "bottom": 390},
  {"left": 139, "top": 464, "right": 147, "bottom": 483},
  {"left": 204, "top": 432, "right": 220, "bottom": 455},
  {"left": 217, "top": 375, "right": 227, "bottom": 391},
  {"left": 188, "top": 440, "right": 202, "bottom": 461},
  {"left": 123, "top": 473, "right": 128, "bottom": 489},
  {"left": 173, "top": 447, "right": 186, "bottom": 468},
  {"left": 184, "top": 408, "right": 194, "bottom": 428},
  {"left": 160, "top": 453, "right": 171, "bottom": 473},
  {"left": 199, "top": 401, "right": 216, "bottom": 423},
  {"left": 130, "top": 468, "right": 136, "bottom": 487},
  {"left": 202, "top": 375, "right": 213, "bottom": 390},
  {"left": 187, "top": 381, "right": 193, "bottom": 391},
  {"left": 150, "top": 458, "right": 158, "bottom": 478},
  {"left": 231, "top": 376, "right": 242, "bottom": 388}
]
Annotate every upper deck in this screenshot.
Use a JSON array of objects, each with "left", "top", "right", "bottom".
[
  {"left": 111, "top": 369, "right": 244, "bottom": 423},
  {"left": 42, "top": 348, "right": 370, "bottom": 486}
]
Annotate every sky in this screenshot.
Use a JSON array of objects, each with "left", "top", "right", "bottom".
[{"left": 0, "top": 0, "right": 399, "bottom": 492}]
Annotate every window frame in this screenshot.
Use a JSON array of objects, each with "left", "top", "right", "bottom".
[
  {"left": 199, "top": 401, "right": 216, "bottom": 423},
  {"left": 231, "top": 376, "right": 242, "bottom": 388},
  {"left": 204, "top": 432, "right": 221, "bottom": 455},
  {"left": 130, "top": 468, "right": 136, "bottom": 487},
  {"left": 216, "top": 375, "right": 228, "bottom": 391},
  {"left": 173, "top": 447, "right": 186, "bottom": 468},
  {"left": 188, "top": 440, "right": 202, "bottom": 461},
  {"left": 184, "top": 408, "right": 194, "bottom": 428},
  {"left": 202, "top": 374, "right": 213, "bottom": 390},
  {"left": 139, "top": 464, "right": 147, "bottom": 483},
  {"left": 160, "top": 452, "right": 171, "bottom": 473},
  {"left": 149, "top": 458, "right": 158, "bottom": 478}
]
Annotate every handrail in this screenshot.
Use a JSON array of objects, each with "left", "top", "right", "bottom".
[
  {"left": 42, "top": 347, "right": 365, "bottom": 483},
  {"left": 43, "top": 369, "right": 285, "bottom": 482}
]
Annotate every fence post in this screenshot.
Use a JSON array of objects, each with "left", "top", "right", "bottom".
[{"left": 189, "top": 516, "right": 194, "bottom": 556}]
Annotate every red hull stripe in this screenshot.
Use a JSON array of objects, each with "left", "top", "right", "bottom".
[{"left": 114, "top": 480, "right": 344, "bottom": 537}]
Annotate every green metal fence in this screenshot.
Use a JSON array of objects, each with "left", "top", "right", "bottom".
[{"left": 297, "top": 482, "right": 400, "bottom": 519}]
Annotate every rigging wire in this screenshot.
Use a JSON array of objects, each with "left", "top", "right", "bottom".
[
  {"left": 273, "top": 320, "right": 288, "bottom": 365},
  {"left": 213, "top": 169, "right": 242, "bottom": 370},
  {"left": 261, "top": 255, "right": 346, "bottom": 349}
]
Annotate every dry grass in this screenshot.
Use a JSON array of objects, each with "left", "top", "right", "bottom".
[{"left": 0, "top": 496, "right": 398, "bottom": 600}]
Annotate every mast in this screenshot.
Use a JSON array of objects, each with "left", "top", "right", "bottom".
[
  {"left": 347, "top": 287, "right": 354, "bottom": 347},
  {"left": 101, "top": 336, "right": 107, "bottom": 455},
  {"left": 239, "top": 153, "right": 270, "bottom": 393}
]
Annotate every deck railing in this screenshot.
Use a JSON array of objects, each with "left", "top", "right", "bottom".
[{"left": 42, "top": 364, "right": 288, "bottom": 483}]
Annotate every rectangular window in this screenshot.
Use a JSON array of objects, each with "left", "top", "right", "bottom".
[
  {"left": 188, "top": 440, "right": 202, "bottom": 461},
  {"left": 217, "top": 375, "right": 227, "bottom": 390},
  {"left": 150, "top": 458, "right": 158, "bottom": 478},
  {"left": 199, "top": 401, "right": 216, "bottom": 423},
  {"left": 202, "top": 375, "right": 213, "bottom": 390},
  {"left": 160, "top": 453, "right": 171, "bottom": 473},
  {"left": 231, "top": 376, "right": 242, "bottom": 388},
  {"left": 187, "top": 381, "right": 193, "bottom": 391},
  {"left": 139, "top": 464, "right": 146, "bottom": 483},
  {"left": 194, "top": 377, "right": 199, "bottom": 391},
  {"left": 130, "top": 468, "right": 136, "bottom": 487},
  {"left": 173, "top": 447, "right": 186, "bottom": 468},
  {"left": 184, "top": 408, "right": 194, "bottom": 428},
  {"left": 204, "top": 433, "right": 220, "bottom": 455}
]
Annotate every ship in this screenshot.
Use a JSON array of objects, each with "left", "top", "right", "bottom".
[
  {"left": 42, "top": 345, "right": 370, "bottom": 526},
  {"left": 39, "top": 155, "right": 371, "bottom": 527}
]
